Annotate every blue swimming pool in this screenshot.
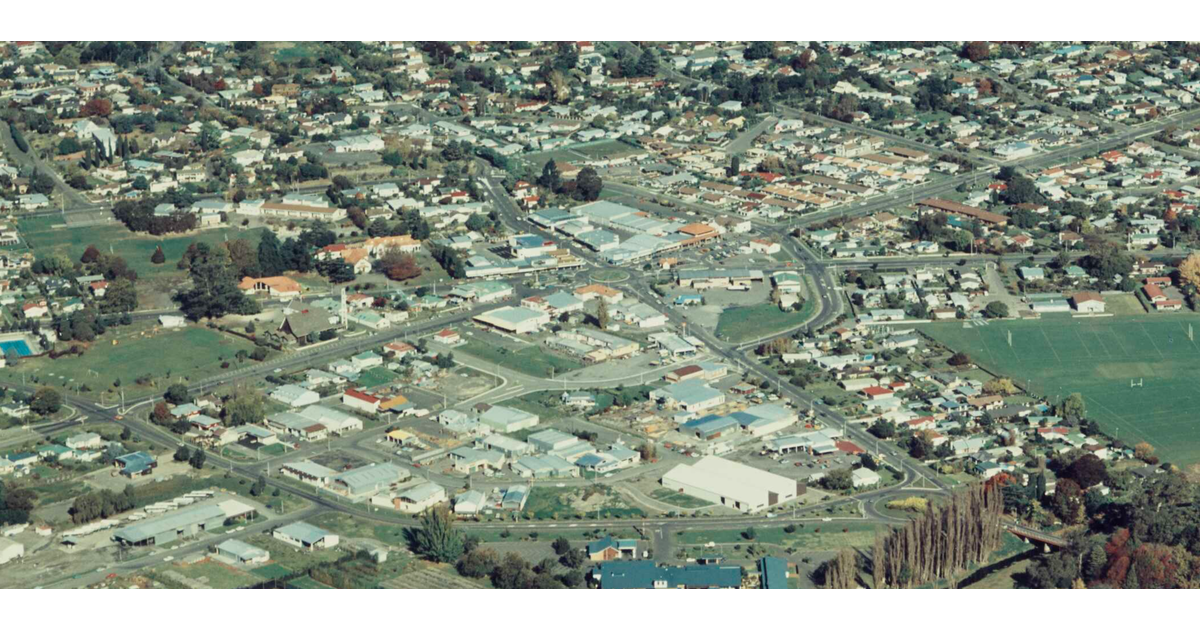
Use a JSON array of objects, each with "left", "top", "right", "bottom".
[{"left": 0, "top": 339, "right": 34, "bottom": 356}]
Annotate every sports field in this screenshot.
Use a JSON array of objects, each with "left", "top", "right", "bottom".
[
  {"left": 919, "top": 314, "right": 1200, "bottom": 465},
  {"left": 17, "top": 216, "right": 266, "bottom": 281}
]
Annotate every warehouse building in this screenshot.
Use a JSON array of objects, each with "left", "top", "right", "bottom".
[
  {"left": 661, "top": 456, "right": 801, "bottom": 513},
  {"left": 113, "top": 500, "right": 257, "bottom": 546},
  {"left": 0, "top": 538, "right": 24, "bottom": 565},
  {"left": 329, "top": 462, "right": 410, "bottom": 498},
  {"left": 477, "top": 405, "right": 539, "bottom": 433},
  {"left": 214, "top": 539, "right": 271, "bottom": 565},
  {"left": 591, "top": 560, "right": 743, "bottom": 589},
  {"left": 472, "top": 305, "right": 551, "bottom": 335},
  {"left": 273, "top": 521, "right": 339, "bottom": 551}
]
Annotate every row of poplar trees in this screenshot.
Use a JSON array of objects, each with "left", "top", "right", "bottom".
[{"left": 823, "top": 483, "right": 1004, "bottom": 588}]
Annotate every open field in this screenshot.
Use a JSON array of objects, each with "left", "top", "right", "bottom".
[
  {"left": 918, "top": 314, "right": 1200, "bottom": 465},
  {"left": 17, "top": 216, "right": 266, "bottom": 282},
  {"left": 8, "top": 325, "right": 258, "bottom": 397},
  {"left": 459, "top": 339, "right": 583, "bottom": 378},
  {"left": 716, "top": 299, "right": 816, "bottom": 343}
]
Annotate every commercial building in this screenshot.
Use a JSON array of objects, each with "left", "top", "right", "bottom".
[
  {"left": 114, "top": 500, "right": 257, "bottom": 546},
  {"left": 329, "top": 463, "right": 410, "bottom": 498},
  {"left": 273, "top": 521, "right": 339, "bottom": 551},
  {"left": 472, "top": 306, "right": 550, "bottom": 334},
  {"left": 477, "top": 405, "right": 539, "bottom": 433},
  {"left": 0, "top": 538, "right": 23, "bottom": 565},
  {"left": 214, "top": 539, "right": 271, "bottom": 565},
  {"left": 391, "top": 482, "right": 447, "bottom": 514},
  {"left": 661, "top": 456, "right": 801, "bottom": 513},
  {"left": 591, "top": 560, "right": 743, "bottom": 589}
]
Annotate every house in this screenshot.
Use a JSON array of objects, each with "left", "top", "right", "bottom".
[
  {"left": 852, "top": 467, "right": 882, "bottom": 488},
  {"left": 587, "top": 536, "right": 639, "bottom": 561},
  {"left": 115, "top": 452, "right": 157, "bottom": 477},
  {"left": 65, "top": 432, "right": 102, "bottom": 450},
  {"left": 273, "top": 522, "right": 339, "bottom": 551},
  {"left": 1071, "top": 291, "right": 1105, "bottom": 313},
  {"left": 280, "top": 460, "right": 338, "bottom": 486},
  {"left": 238, "top": 276, "right": 302, "bottom": 298},
  {"left": 453, "top": 489, "right": 487, "bottom": 515},
  {"left": 0, "top": 538, "right": 25, "bottom": 566},
  {"left": 432, "top": 328, "right": 463, "bottom": 346}
]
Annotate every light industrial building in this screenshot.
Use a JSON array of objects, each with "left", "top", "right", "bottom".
[{"left": 661, "top": 456, "right": 801, "bottom": 513}]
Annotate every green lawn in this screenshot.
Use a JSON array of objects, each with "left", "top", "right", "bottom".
[
  {"left": 250, "top": 564, "right": 293, "bottom": 580},
  {"left": 17, "top": 216, "right": 267, "bottom": 282},
  {"left": 459, "top": 339, "right": 583, "bottom": 378},
  {"left": 918, "top": 314, "right": 1200, "bottom": 465},
  {"left": 650, "top": 487, "right": 714, "bottom": 508},
  {"left": 9, "top": 325, "right": 257, "bottom": 397},
  {"left": 678, "top": 521, "right": 878, "bottom": 552},
  {"left": 716, "top": 299, "right": 816, "bottom": 343},
  {"left": 356, "top": 367, "right": 401, "bottom": 389}
]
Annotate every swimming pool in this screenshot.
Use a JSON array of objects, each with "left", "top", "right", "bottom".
[{"left": 0, "top": 339, "right": 34, "bottom": 356}]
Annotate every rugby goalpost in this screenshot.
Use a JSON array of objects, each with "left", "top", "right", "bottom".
[{"left": 1130, "top": 378, "right": 1144, "bottom": 388}]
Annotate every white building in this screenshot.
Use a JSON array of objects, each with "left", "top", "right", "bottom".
[{"left": 661, "top": 456, "right": 800, "bottom": 513}]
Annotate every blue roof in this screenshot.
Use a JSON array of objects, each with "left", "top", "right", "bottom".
[
  {"left": 116, "top": 451, "right": 155, "bottom": 473},
  {"left": 759, "top": 556, "right": 788, "bottom": 589},
  {"left": 594, "top": 561, "right": 742, "bottom": 589}
]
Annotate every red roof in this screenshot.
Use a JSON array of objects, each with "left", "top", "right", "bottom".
[
  {"left": 344, "top": 388, "right": 380, "bottom": 404},
  {"left": 835, "top": 441, "right": 865, "bottom": 454}
]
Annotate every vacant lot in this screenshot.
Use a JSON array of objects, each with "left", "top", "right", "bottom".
[
  {"left": 716, "top": 300, "right": 816, "bottom": 343},
  {"left": 459, "top": 339, "right": 583, "bottom": 378},
  {"left": 678, "top": 521, "right": 878, "bottom": 552},
  {"left": 919, "top": 314, "right": 1200, "bottom": 465},
  {"left": 524, "top": 485, "right": 643, "bottom": 520},
  {"left": 650, "top": 487, "right": 713, "bottom": 508},
  {"left": 10, "top": 325, "right": 258, "bottom": 398}
]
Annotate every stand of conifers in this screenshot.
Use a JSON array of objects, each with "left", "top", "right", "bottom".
[{"left": 872, "top": 483, "right": 1004, "bottom": 588}]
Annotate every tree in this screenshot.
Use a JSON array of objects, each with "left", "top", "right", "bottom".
[
  {"left": 407, "top": 505, "right": 464, "bottom": 563},
  {"left": 822, "top": 468, "right": 854, "bottom": 491},
  {"left": 189, "top": 448, "right": 206, "bottom": 469},
  {"left": 575, "top": 167, "right": 603, "bottom": 201},
  {"left": 595, "top": 299, "right": 610, "bottom": 329},
  {"left": 250, "top": 475, "right": 267, "bottom": 497},
  {"left": 379, "top": 249, "right": 421, "bottom": 281},
  {"left": 983, "top": 301, "right": 1010, "bottom": 319},
  {"left": 1179, "top": 253, "right": 1200, "bottom": 289},
  {"left": 982, "top": 378, "right": 1018, "bottom": 395},
  {"left": 962, "top": 41, "right": 990, "bottom": 62},
  {"left": 101, "top": 277, "right": 138, "bottom": 313},
  {"left": 1133, "top": 441, "right": 1156, "bottom": 463},
  {"left": 635, "top": 48, "right": 659, "bottom": 76},
  {"left": 457, "top": 546, "right": 499, "bottom": 578},
  {"left": 538, "top": 159, "right": 561, "bottom": 193},
  {"left": 1058, "top": 393, "right": 1086, "bottom": 422},
  {"left": 150, "top": 246, "right": 166, "bottom": 265},
  {"left": 1053, "top": 479, "right": 1085, "bottom": 525},
  {"left": 947, "top": 352, "right": 971, "bottom": 367},
  {"left": 1064, "top": 454, "right": 1107, "bottom": 489},
  {"left": 164, "top": 384, "right": 190, "bottom": 405},
  {"left": 81, "top": 245, "right": 102, "bottom": 264},
  {"left": 173, "top": 444, "right": 191, "bottom": 462},
  {"left": 257, "top": 230, "right": 285, "bottom": 276},
  {"left": 224, "top": 389, "right": 266, "bottom": 426},
  {"left": 80, "top": 98, "right": 113, "bottom": 117},
  {"left": 29, "top": 387, "right": 63, "bottom": 416},
  {"left": 868, "top": 419, "right": 896, "bottom": 439},
  {"left": 175, "top": 243, "right": 260, "bottom": 320},
  {"left": 821, "top": 547, "right": 858, "bottom": 588},
  {"left": 552, "top": 537, "right": 572, "bottom": 555}
]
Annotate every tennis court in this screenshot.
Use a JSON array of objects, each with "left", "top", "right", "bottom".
[{"left": 919, "top": 315, "right": 1200, "bottom": 465}]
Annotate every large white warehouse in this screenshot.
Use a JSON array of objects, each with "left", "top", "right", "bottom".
[{"left": 660, "top": 455, "right": 801, "bottom": 513}]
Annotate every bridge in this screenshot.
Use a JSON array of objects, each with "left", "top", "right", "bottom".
[{"left": 1002, "top": 520, "right": 1068, "bottom": 550}]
